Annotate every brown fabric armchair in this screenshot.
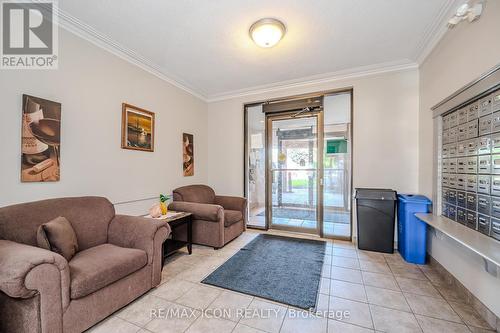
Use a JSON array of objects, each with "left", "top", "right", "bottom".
[
  {"left": 169, "top": 185, "right": 246, "bottom": 248},
  {"left": 0, "top": 197, "right": 170, "bottom": 333}
]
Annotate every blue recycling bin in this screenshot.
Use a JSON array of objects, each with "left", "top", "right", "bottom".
[{"left": 397, "top": 194, "right": 432, "bottom": 264}]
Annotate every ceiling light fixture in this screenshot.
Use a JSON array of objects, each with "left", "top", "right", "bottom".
[
  {"left": 249, "top": 18, "right": 286, "bottom": 48},
  {"left": 448, "top": 1, "right": 484, "bottom": 28}
]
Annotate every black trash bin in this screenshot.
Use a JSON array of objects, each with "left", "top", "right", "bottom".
[{"left": 355, "top": 188, "right": 397, "bottom": 253}]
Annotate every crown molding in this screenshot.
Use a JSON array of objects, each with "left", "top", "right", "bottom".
[
  {"left": 49, "top": 5, "right": 209, "bottom": 101},
  {"left": 412, "top": 0, "right": 463, "bottom": 65},
  {"left": 206, "top": 60, "right": 418, "bottom": 102}
]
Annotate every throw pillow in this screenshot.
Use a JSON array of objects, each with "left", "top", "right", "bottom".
[{"left": 36, "top": 216, "right": 79, "bottom": 261}]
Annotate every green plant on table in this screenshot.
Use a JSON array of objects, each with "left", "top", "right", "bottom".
[{"left": 159, "top": 194, "right": 170, "bottom": 215}]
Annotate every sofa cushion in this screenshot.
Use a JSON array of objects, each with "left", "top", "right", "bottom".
[
  {"left": 37, "top": 216, "right": 79, "bottom": 261},
  {"left": 69, "top": 243, "right": 147, "bottom": 299},
  {"left": 224, "top": 210, "right": 243, "bottom": 227}
]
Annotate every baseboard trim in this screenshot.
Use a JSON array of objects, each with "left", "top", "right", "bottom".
[{"left": 427, "top": 255, "right": 500, "bottom": 332}]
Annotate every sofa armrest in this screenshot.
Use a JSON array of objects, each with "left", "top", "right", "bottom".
[
  {"left": 108, "top": 215, "right": 171, "bottom": 264},
  {"left": 168, "top": 201, "right": 224, "bottom": 222},
  {"left": 0, "top": 240, "right": 70, "bottom": 332},
  {"left": 215, "top": 195, "right": 247, "bottom": 213},
  {"left": 0, "top": 240, "right": 69, "bottom": 299}
]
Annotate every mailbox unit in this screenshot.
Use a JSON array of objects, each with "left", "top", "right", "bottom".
[{"left": 441, "top": 88, "right": 500, "bottom": 240}]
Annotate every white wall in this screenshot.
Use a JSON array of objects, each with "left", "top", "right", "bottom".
[
  {"left": 0, "top": 29, "right": 208, "bottom": 214},
  {"left": 208, "top": 69, "right": 420, "bottom": 237},
  {"left": 419, "top": 1, "right": 500, "bottom": 317}
]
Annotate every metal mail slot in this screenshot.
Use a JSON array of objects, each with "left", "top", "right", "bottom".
[
  {"left": 442, "top": 188, "right": 448, "bottom": 203},
  {"left": 466, "top": 138, "right": 478, "bottom": 155},
  {"left": 477, "top": 175, "right": 491, "bottom": 194},
  {"left": 457, "top": 158, "right": 467, "bottom": 173},
  {"left": 477, "top": 215, "right": 490, "bottom": 235},
  {"left": 466, "top": 156, "right": 477, "bottom": 174},
  {"left": 478, "top": 114, "right": 492, "bottom": 135},
  {"left": 442, "top": 114, "right": 450, "bottom": 130},
  {"left": 449, "top": 143, "right": 458, "bottom": 157},
  {"left": 447, "top": 190, "right": 457, "bottom": 205},
  {"left": 456, "top": 174, "right": 466, "bottom": 190},
  {"left": 492, "top": 154, "right": 500, "bottom": 174},
  {"left": 491, "top": 197, "right": 500, "bottom": 218},
  {"left": 466, "top": 119, "right": 479, "bottom": 139},
  {"left": 491, "top": 176, "right": 500, "bottom": 196},
  {"left": 467, "top": 103, "right": 479, "bottom": 121},
  {"left": 478, "top": 155, "right": 491, "bottom": 174},
  {"left": 456, "top": 141, "right": 466, "bottom": 157},
  {"left": 447, "top": 131, "right": 454, "bottom": 144},
  {"left": 478, "top": 136, "right": 491, "bottom": 155},
  {"left": 457, "top": 124, "right": 467, "bottom": 141},
  {"left": 442, "top": 203, "right": 449, "bottom": 217},
  {"left": 442, "top": 159, "right": 449, "bottom": 173},
  {"left": 442, "top": 130, "right": 450, "bottom": 144},
  {"left": 466, "top": 193, "right": 477, "bottom": 211},
  {"left": 465, "top": 210, "right": 477, "bottom": 229},
  {"left": 477, "top": 194, "right": 491, "bottom": 215},
  {"left": 457, "top": 191, "right": 467, "bottom": 208},
  {"left": 442, "top": 144, "right": 449, "bottom": 158},
  {"left": 458, "top": 108, "right": 468, "bottom": 124},
  {"left": 448, "top": 158, "right": 457, "bottom": 173},
  {"left": 479, "top": 95, "right": 492, "bottom": 117},
  {"left": 448, "top": 174, "right": 457, "bottom": 188},
  {"left": 442, "top": 173, "right": 449, "bottom": 187},
  {"left": 449, "top": 112, "right": 458, "bottom": 128},
  {"left": 449, "top": 127, "right": 458, "bottom": 143},
  {"left": 491, "top": 111, "right": 500, "bottom": 133},
  {"left": 448, "top": 205, "right": 457, "bottom": 221},
  {"left": 491, "top": 133, "right": 500, "bottom": 154},
  {"left": 492, "top": 90, "right": 500, "bottom": 113},
  {"left": 456, "top": 207, "right": 467, "bottom": 224},
  {"left": 491, "top": 218, "right": 500, "bottom": 241},
  {"left": 466, "top": 175, "right": 477, "bottom": 192}
]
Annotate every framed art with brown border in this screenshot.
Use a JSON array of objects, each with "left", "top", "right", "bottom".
[
  {"left": 121, "top": 103, "right": 155, "bottom": 152},
  {"left": 183, "top": 133, "right": 194, "bottom": 176}
]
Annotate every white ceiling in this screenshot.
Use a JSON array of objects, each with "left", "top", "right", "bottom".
[{"left": 58, "top": 0, "right": 457, "bottom": 101}]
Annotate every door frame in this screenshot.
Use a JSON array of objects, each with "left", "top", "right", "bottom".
[
  {"left": 243, "top": 87, "right": 354, "bottom": 240},
  {"left": 265, "top": 110, "right": 324, "bottom": 236}
]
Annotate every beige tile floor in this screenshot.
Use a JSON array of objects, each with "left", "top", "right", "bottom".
[{"left": 86, "top": 230, "right": 495, "bottom": 333}]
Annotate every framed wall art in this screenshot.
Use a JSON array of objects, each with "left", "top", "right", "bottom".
[
  {"left": 183, "top": 133, "right": 194, "bottom": 176},
  {"left": 21, "top": 94, "right": 62, "bottom": 182},
  {"left": 121, "top": 103, "right": 155, "bottom": 152}
]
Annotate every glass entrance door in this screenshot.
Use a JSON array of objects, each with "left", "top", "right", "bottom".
[
  {"left": 245, "top": 91, "right": 352, "bottom": 239},
  {"left": 266, "top": 113, "right": 323, "bottom": 234}
]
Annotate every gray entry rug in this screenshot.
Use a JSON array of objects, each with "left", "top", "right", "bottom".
[{"left": 202, "top": 234, "right": 326, "bottom": 309}]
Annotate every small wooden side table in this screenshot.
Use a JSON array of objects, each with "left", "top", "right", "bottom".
[{"left": 145, "top": 211, "right": 192, "bottom": 265}]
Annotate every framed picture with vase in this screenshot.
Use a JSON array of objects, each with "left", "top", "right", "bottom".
[{"left": 121, "top": 103, "right": 155, "bottom": 152}]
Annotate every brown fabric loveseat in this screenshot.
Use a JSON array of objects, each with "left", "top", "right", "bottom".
[
  {"left": 168, "top": 185, "right": 246, "bottom": 248},
  {"left": 0, "top": 196, "right": 170, "bottom": 333}
]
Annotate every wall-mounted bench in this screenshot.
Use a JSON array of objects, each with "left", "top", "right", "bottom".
[{"left": 416, "top": 213, "right": 500, "bottom": 278}]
